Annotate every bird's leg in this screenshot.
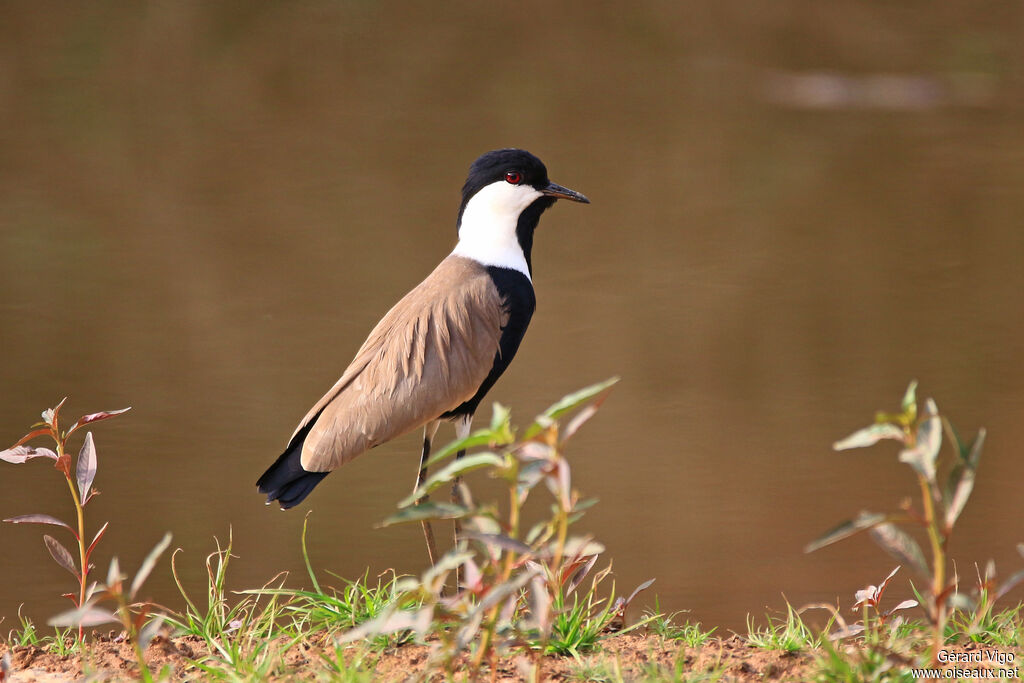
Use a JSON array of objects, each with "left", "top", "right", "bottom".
[
  {"left": 451, "top": 414, "right": 473, "bottom": 591},
  {"left": 415, "top": 420, "right": 442, "bottom": 570}
]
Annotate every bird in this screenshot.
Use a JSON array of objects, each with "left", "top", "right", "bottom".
[{"left": 256, "top": 148, "right": 589, "bottom": 566}]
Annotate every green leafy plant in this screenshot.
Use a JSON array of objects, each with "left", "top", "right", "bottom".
[
  {"left": 340, "top": 379, "right": 655, "bottom": 682},
  {"left": 1, "top": 397, "right": 173, "bottom": 679},
  {"left": 805, "top": 381, "right": 986, "bottom": 661},
  {"left": 1, "top": 399, "right": 130, "bottom": 634},
  {"left": 850, "top": 566, "right": 918, "bottom": 643}
]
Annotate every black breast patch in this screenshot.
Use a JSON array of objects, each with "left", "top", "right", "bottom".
[{"left": 441, "top": 266, "right": 535, "bottom": 418}]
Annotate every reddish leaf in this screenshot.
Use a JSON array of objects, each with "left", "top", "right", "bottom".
[
  {"left": 4, "top": 514, "right": 74, "bottom": 534},
  {"left": 54, "top": 454, "right": 71, "bottom": 478},
  {"left": 76, "top": 433, "right": 97, "bottom": 503},
  {"left": 565, "top": 553, "right": 599, "bottom": 595},
  {"left": 66, "top": 407, "right": 131, "bottom": 437},
  {"left": 0, "top": 445, "right": 57, "bottom": 464},
  {"left": 50, "top": 397, "right": 68, "bottom": 425},
  {"left": 623, "top": 577, "right": 656, "bottom": 608},
  {"left": 87, "top": 522, "right": 109, "bottom": 560},
  {"left": 875, "top": 566, "right": 901, "bottom": 602},
  {"left": 44, "top": 535, "right": 79, "bottom": 578},
  {"left": 10, "top": 428, "right": 53, "bottom": 449}
]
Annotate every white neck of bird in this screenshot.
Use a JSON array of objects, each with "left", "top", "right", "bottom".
[{"left": 451, "top": 180, "right": 540, "bottom": 280}]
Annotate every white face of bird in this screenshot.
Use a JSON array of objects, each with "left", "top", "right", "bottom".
[{"left": 451, "top": 180, "right": 543, "bottom": 280}]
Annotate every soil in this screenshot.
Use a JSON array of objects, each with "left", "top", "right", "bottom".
[{"left": 1, "top": 631, "right": 817, "bottom": 681}]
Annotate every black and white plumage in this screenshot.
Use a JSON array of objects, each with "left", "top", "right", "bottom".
[{"left": 256, "top": 149, "right": 588, "bottom": 560}]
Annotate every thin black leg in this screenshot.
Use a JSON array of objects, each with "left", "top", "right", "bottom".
[
  {"left": 451, "top": 414, "right": 472, "bottom": 591},
  {"left": 415, "top": 421, "right": 441, "bottom": 570}
]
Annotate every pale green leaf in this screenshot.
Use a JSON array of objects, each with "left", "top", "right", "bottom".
[
  {"left": 833, "top": 424, "right": 905, "bottom": 451},
  {"left": 380, "top": 502, "right": 470, "bottom": 527},
  {"left": 946, "top": 428, "right": 984, "bottom": 529},
  {"left": 901, "top": 381, "right": 918, "bottom": 413},
  {"left": 399, "top": 453, "right": 503, "bottom": 507},
  {"left": 424, "top": 432, "right": 497, "bottom": 468},
  {"left": 898, "top": 400, "right": 940, "bottom": 482},
  {"left": 524, "top": 377, "right": 619, "bottom": 439},
  {"left": 805, "top": 511, "right": 887, "bottom": 553},
  {"left": 868, "top": 524, "right": 928, "bottom": 579}
]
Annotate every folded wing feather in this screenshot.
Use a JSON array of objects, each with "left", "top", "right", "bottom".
[{"left": 295, "top": 256, "right": 505, "bottom": 472}]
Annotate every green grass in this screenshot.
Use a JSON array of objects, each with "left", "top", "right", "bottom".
[
  {"left": 745, "top": 603, "right": 819, "bottom": 652},
  {"left": 636, "top": 652, "right": 728, "bottom": 683},
  {"left": 645, "top": 601, "right": 716, "bottom": 647},
  {"left": 947, "top": 602, "right": 1024, "bottom": 647},
  {"left": 5, "top": 585, "right": 1024, "bottom": 681},
  {"left": 813, "top": 635, "right": 916, "bottom": 683},
  {"left": 545, "top": 586, "right": 619, "bottom": 656},
  {"left": 567, "top": 657, "right": 626, "bottom": 683},
  {"left": 3, "top": 385, "right": 1022, "bottom": 680},
  {"left": 5, "top": 617, "right": 79, "bottom": 655}
]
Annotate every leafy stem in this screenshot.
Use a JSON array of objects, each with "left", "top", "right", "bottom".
[
  {"left": 1, "top": 400, "right": 132, "bottom": 644},
  {"left": 807, "top": 381, "right": 990, "bottom": 664}
]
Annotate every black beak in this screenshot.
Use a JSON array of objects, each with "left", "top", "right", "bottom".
[{"left": 542, "top": 181, "right": 590, "bottom": 204}]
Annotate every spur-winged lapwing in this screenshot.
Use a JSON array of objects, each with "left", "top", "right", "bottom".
[{"left": 256, "top": 148, "right": 588, "bottom": 565}]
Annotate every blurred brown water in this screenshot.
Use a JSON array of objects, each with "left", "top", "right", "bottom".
[{"left": 2, "top": 2, "right": 1024, "bottom": 632}]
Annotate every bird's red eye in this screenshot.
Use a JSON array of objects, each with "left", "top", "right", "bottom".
[{"left": 505, "top": 171, "right": 522, "bottom": 184}]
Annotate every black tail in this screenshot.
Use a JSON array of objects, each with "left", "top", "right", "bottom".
[{"left": 257, "top": 421, "right": 329, "bottom": 509}]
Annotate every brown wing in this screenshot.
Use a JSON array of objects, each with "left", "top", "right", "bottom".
[{"left": 295, "top": 256, "right": 505, "bottom": 472}]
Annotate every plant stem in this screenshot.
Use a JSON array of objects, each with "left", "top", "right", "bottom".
[
  {"left": 471, "top": 460, "right": 523, "bottom": 676},
  {"left": 57, "top": 437, "right": 89, "bottom": 642},
  {"left": 918, "top": 473, "right": 946, "bottom": 660},
  {"left": 64, "top": 476, "right": 88, "bottom": 606}
]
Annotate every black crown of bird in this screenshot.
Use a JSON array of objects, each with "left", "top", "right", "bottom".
[{"left": 256, "top": 148, "right": 589, "bottom": 566}]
